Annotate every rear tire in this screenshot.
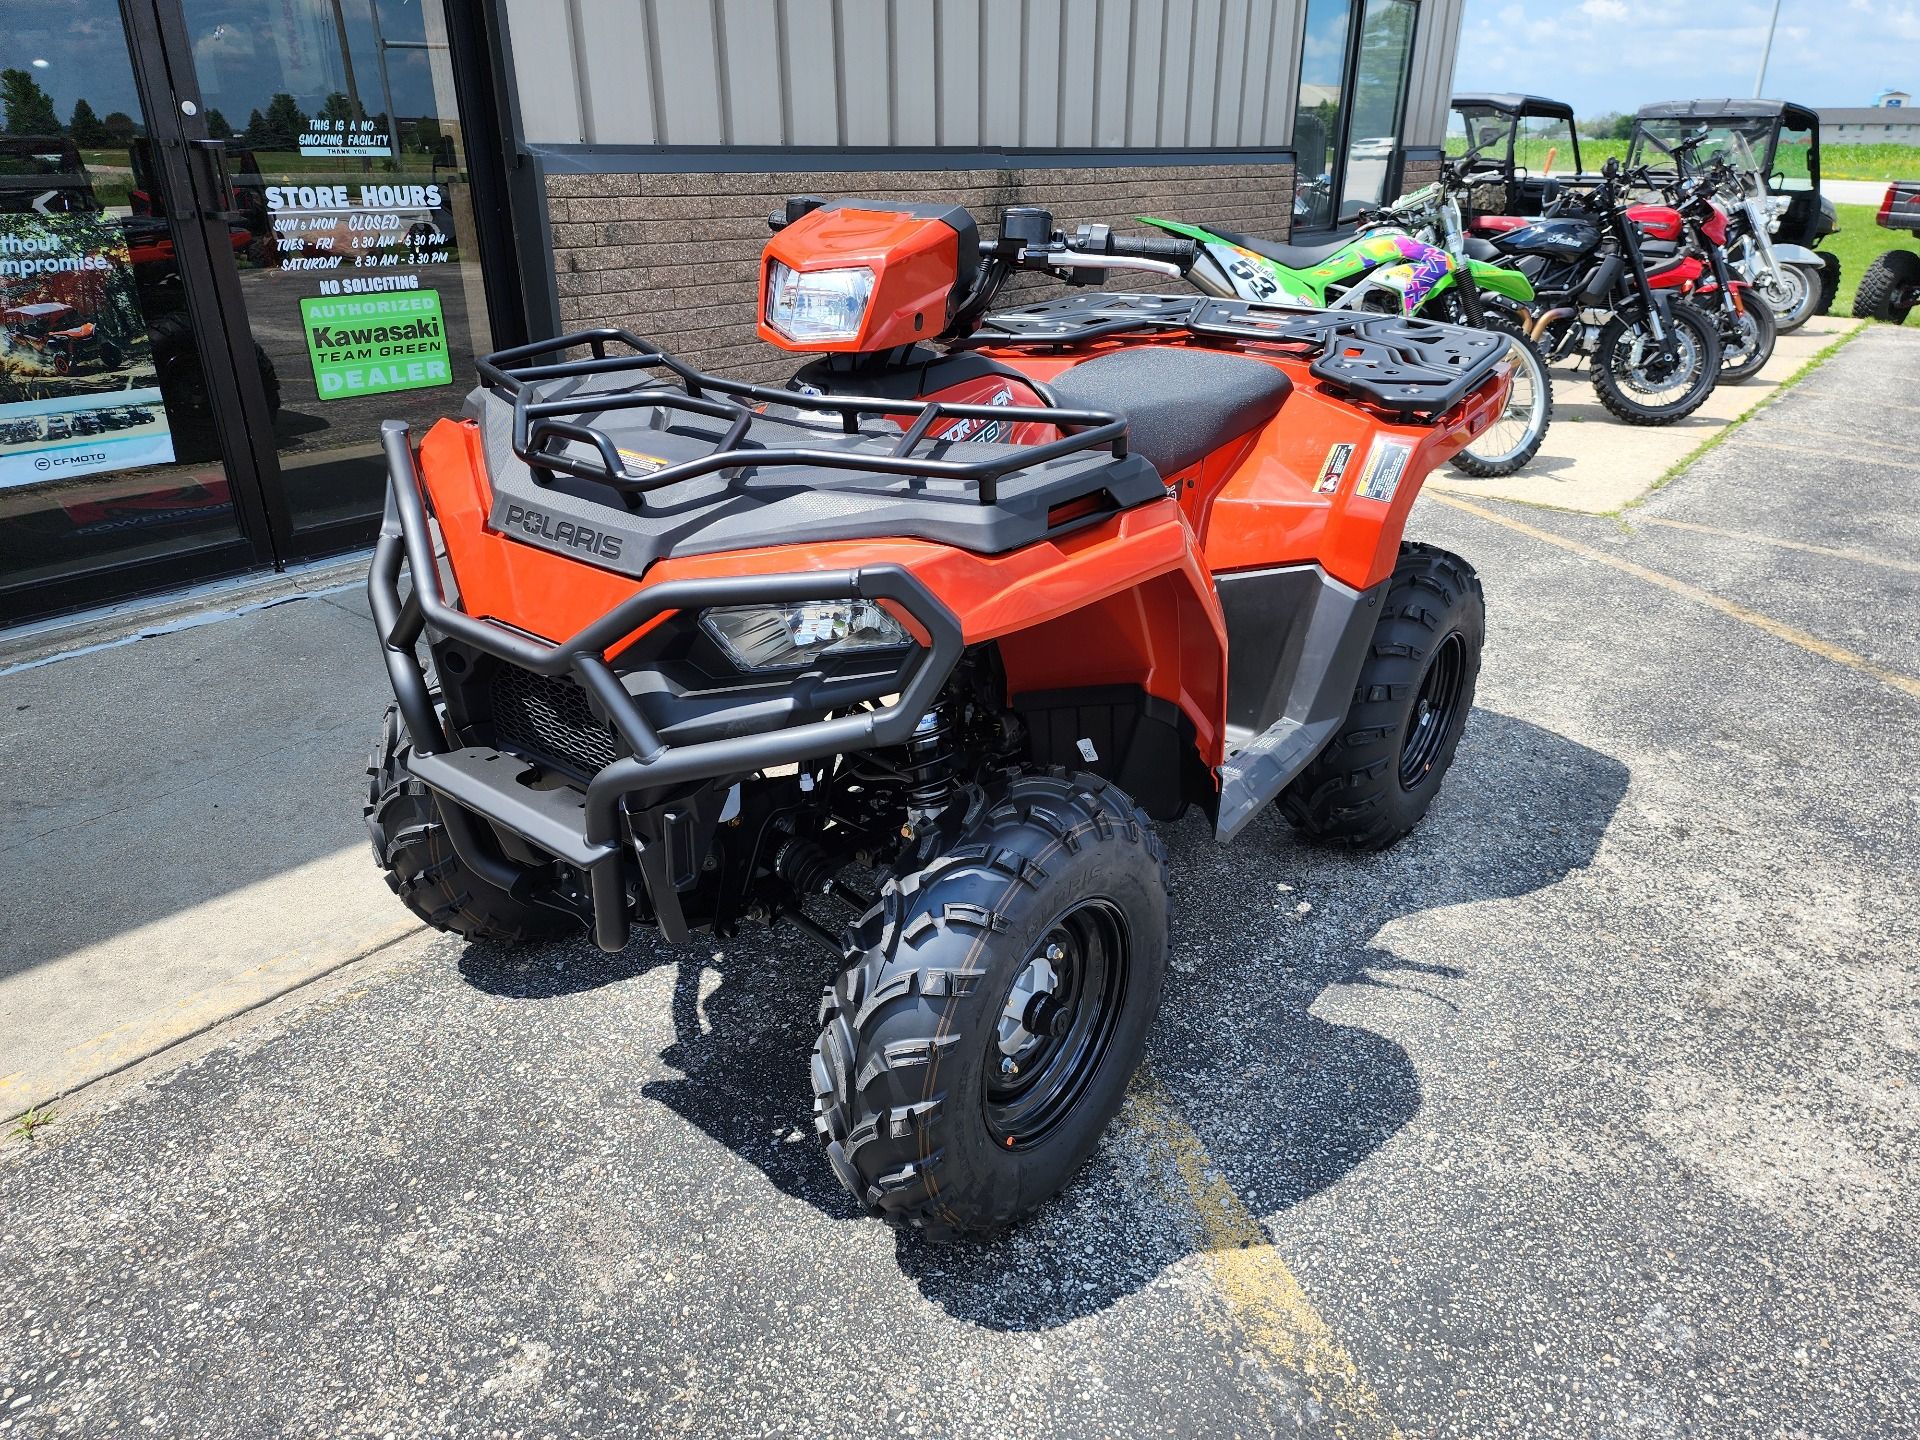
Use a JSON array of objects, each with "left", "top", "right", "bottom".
[
  {"left": 364, "top": 705, "right": 573, "bottom": 945},
  {"left": 1450, "top": 311, "right": 1552, "bottom": 477},
  {"left": 1853, "top": 251, "right": 1918, "bottom": 325},
  {"left": 812, "top": 770, "right": 1169, "bottom": 1240},
  {"left": 1279, "top": 543, "right": 1484, "bottom": 850},
  {"left": 1591, "top": 301, "right": 1720, "bottom": 425},
  {"left": 1814, "top": 252, "right": 1841, "bottom": 317}
]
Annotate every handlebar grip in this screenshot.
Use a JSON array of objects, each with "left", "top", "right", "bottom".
[{"left": 1110, "top": 233, "right": 1197, "bottom": 266}]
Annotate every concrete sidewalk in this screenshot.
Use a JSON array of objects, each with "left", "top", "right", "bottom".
[
  {"left": 0, "top": 577, "right": 411, "bottom": 1116},
  {"left": 1433, "top": 314, "right": 1863, "bottom": 513}
]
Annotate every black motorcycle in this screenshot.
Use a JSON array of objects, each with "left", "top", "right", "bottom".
[{"left": 1479, "top": 157, "right": 1722, "bottom": 426}]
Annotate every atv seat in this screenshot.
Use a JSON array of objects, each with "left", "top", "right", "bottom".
[
  {"left": 1204, "top": 226, "right": 1353, "bottom": 270},
  {"left": 1047, "top": 346, "right": 1292, "bottom": 479}
]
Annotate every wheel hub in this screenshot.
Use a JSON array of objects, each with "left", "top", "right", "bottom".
[
  {"left": 984, "top": 903, "right": 1130, "bottom": 1147},
  {"left": 1400, "top": 631, "right": 1467, "bottom": 789}
]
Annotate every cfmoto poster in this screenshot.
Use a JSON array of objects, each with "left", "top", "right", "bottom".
[{"left": 0, "top": 212, "right": 175, "bottom": 490}]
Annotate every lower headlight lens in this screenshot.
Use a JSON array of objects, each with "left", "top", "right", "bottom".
[
  {"left": 764, "top": 261, "right": 876, "bottom": 342},
  {"left": 701, "top": 600, "right": 912, "bottom": 671}
]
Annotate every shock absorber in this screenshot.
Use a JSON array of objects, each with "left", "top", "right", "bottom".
[{"left": 903, "top": 703, "right": 959, "bottom": 826}]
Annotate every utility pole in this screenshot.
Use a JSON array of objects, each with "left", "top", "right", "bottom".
[{"left": 1754, "top": 0, "right": 1784, "bottom": 98}]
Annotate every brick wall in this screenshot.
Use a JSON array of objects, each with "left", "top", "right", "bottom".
[
  {"left": 545, "top": 161, "right": 1296, "bottom": 383},
  {"left": 1399, "top": 156, "right": 1442, "bottom": 196}
]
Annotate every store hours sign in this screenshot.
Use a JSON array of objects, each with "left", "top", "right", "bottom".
[{"left": 299, "top": 290, "right": 451, "bottom": 400}]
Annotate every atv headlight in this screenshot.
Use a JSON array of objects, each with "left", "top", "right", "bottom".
[
  {"left": 764, "top": 261, "right": 876, "bottom": 342},
  {"left": 701, "top": 600, "right": 911, "bottom": 671}
]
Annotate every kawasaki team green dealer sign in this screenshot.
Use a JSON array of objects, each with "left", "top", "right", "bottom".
[{"left": 299, "top": 290, "right": 451, "bottom": 401}]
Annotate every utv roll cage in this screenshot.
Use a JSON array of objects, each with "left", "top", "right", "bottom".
[
  {"left": 1449, "top": 93, "right": 1585, "bottom": 183},
  {"left": 1629, "top": 99, "right": 1833, "bottom": 248}
]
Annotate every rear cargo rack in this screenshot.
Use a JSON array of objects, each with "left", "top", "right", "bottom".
[
  {"left": 974, "top": 294, "right": 1510, "bottom": 417},
  {"left": 476, "top": 328, "right": 1129, "bottom": 506}
]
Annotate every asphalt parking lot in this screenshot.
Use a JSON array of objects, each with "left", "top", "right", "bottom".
[{"left": 2, "top": 327, "right": 1917, "bottom": 1438}]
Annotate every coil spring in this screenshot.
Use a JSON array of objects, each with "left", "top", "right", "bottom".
[{"left": 904, "top": 704, "right": 959, "bottom": 812}]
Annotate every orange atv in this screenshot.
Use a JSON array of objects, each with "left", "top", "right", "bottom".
[{"left": 365, "top": 199, "right": 1513, "bottom": 1238}]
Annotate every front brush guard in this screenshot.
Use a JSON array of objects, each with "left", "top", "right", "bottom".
[{"left": 368, "top": 419, "right": 965, "bottom": 953}]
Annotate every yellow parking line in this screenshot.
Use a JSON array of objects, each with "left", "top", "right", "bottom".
[
  {"left": 1125, "top": 1078, "right": 1404, "bottom": 1439},
  {"left": 1431, "top": 493, "right": 1920, "bottom": 701},
  {"left": 1632, "top": 516, "right": 1920, "bottom": 576}
]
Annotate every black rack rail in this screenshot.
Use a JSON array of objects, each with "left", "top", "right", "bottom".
[
  {"left": 974, "top": 295, "right": 1511, "bottom": 417},
  {"left": 476, "top": 328, "right": 1131, "bottom": 507}
]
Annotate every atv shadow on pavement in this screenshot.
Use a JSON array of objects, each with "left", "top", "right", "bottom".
[{"left": 465, "top": 708, "right": 1628, "bottom": 1329}]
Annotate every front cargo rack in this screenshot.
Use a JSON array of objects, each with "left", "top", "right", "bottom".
[
  {"left": 973, "top": 294, "right": 1511, "bottom": 417},
  {"left": 475, "top": 328, "right": 1130, "bottom": 506}
]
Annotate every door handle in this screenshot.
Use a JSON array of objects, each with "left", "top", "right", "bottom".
[{"left": 184, "top": 138, "right": 247, "bottom": 225}]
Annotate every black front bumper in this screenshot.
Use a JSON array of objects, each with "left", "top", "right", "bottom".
[{"left": 368, "top": 420, "right": 965, "bottom": 953}]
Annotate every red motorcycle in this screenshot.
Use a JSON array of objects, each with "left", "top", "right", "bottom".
[{"left": 1630, "top": 133, "right": 1776, "bottom": 383}]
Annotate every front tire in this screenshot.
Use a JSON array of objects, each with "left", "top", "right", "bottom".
[
  {"left": 812, "top": 771, "right": 1169, "bottom": 1240},
  {"left": 1279, "top": 543, "right": 1484, "bottom": 850},
  {"left": 1717, "top": 290, "right": 1777, "bottom": 382},
  {"left": 364, "top": 705, "right": 574, "bottom": 945},
  {"left": 1450, "top": 311, "right": 1552, "bottom": 477},
  {"left": 1591, "top": 301, "right": 1721, "bottom": 425},
  {"left": 1764, "top": 261, "right": 1817, "bottom": 332},
  {"left": 1853, "top": 251, "right": 1919, "bottom": 325}
]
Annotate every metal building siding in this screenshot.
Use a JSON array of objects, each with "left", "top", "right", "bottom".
[
  {"left": 1402, "top": 0, "right": 1464, "bottom": 148},
  {"left": 503, "top": 0, "right": 1384, "bottom": 150}
]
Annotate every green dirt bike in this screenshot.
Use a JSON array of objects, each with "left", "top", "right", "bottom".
[{"left": 1142, "top": 186, "right": 1551, "bottom": 478}]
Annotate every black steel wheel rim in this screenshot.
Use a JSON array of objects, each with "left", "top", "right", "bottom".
[
  {"left": 984, "top": 900, "right": 1130, "bottom": 1149},
  {"left": 1400, "top": 631, "right": 1467, "bottom": 788}
]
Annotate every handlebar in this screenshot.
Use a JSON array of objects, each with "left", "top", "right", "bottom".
[
  {"left": 981, "top": 211, "right": 1196, "bottom": 281},
  {"left": 1106, "top": 232, "right": 1200, "bottom": 265}
]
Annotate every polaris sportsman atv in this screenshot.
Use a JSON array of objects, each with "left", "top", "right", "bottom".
[{"left": 363, "top": 199, "right": 1513, "bottom": 1239}]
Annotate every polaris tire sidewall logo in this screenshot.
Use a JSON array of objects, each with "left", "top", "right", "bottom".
[{"left": 500, "top": 502, "right": 623, "bottom": 560}]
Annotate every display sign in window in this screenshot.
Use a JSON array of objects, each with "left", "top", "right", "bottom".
[
  {"left": 0, "top": 212, "right": 177, "bottom": 489},
  {"left": 298, "top": 289, "right": 450, "bottom": 400}
]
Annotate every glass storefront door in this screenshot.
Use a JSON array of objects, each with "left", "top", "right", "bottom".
[
  {"left": 0, "top": 0, "right": 501, "bottom": 626},
  {"left": 176, "top": 0, "right": 494, "bottom": 549},
  {"left": 1287, "top": 0, "right": 1418, "bottom": 232},
  {"left": 1, "top": 0, "right": 258, "bottom": 621}
]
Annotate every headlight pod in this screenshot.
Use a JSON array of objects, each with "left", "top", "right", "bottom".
[
  {"left": 764, "top": 261, "right": 876, "bottom": 342},
  {"left": 700, "top": 600, "right": 911, "bottom": 671}
]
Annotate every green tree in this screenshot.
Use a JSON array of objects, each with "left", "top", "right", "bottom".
[
  {"left": 1, "top": 67, "right": 62, "bottom": 136},
  {"left": 206, "top": 107, "right": 233, "bottom": 140},
  {"left": 1610, "top": 113, "right": 1635, "bottom": 141},
  {"left": 68, "top": 97, "right": 109, "bottom": 146},
  {"left": 318, "top": 90, "right": 362, "bottom": 124},
  {"left": 102, "top": 111, "right": 137, "bottom": 145},
  {"left": 253, "top": 91, "right": 310, "bottom": 150}
]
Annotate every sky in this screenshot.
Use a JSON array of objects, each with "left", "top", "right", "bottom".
[{"left": 1451, "top": 0, "right": 1919, "bottom": 119}]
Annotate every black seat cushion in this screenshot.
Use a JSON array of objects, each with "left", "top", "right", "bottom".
[
  {"left": 1206, "top": 226, "right": 1353, "bottom": 270},
  {"left": 1047, "top": 346, "right": 1292, "bottom": 479}
]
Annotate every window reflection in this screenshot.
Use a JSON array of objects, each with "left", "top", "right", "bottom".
[
  {"left": 1337, "top": 0, "right": 1416, "bottom": 222},
  {"left": 1291, "top": 0, "right": 1353, "bottom": 232}
]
